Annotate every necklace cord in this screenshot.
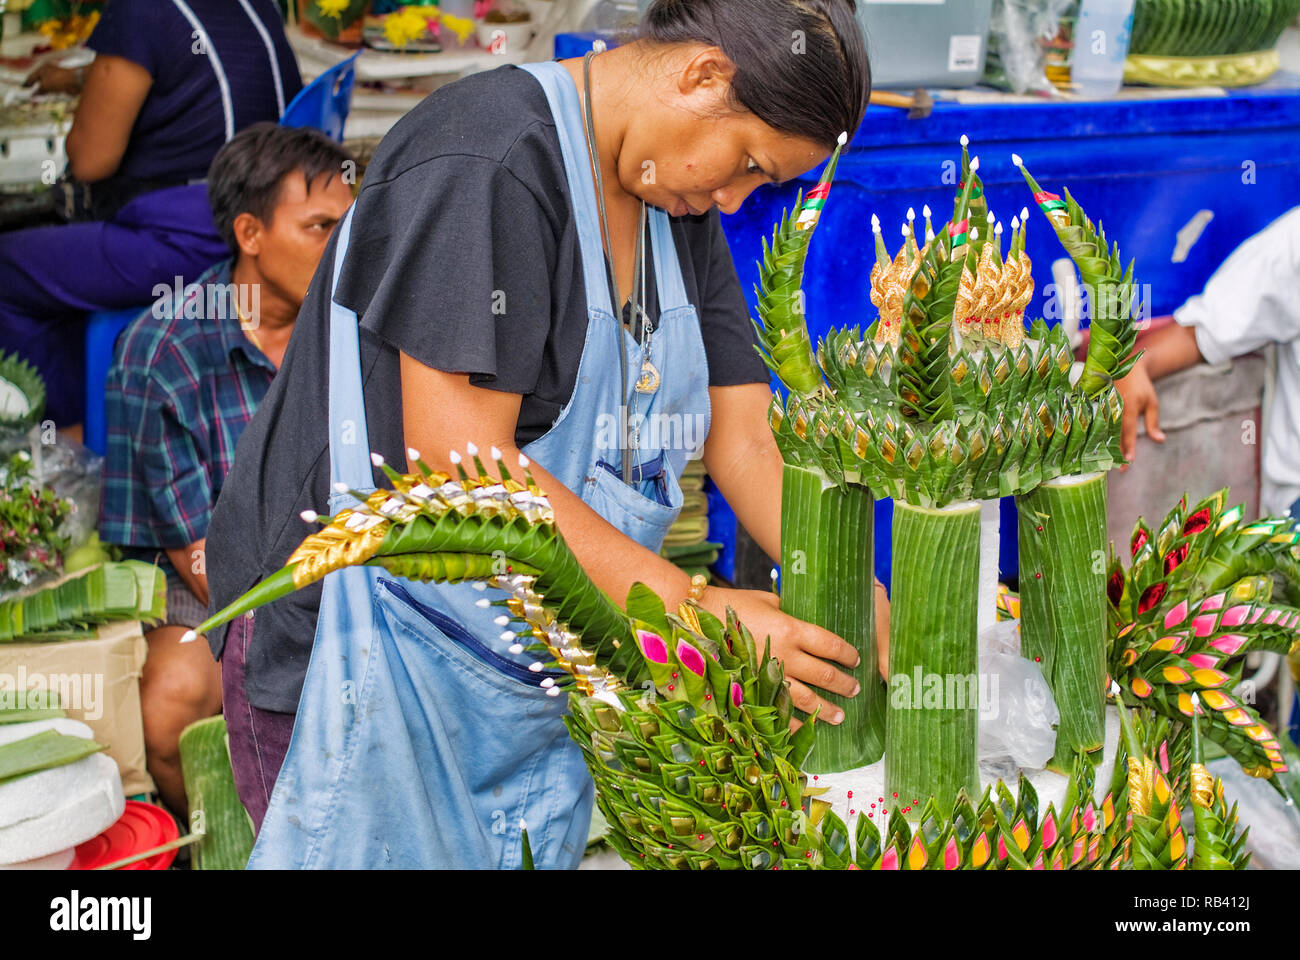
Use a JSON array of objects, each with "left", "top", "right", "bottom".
[{"left": 582, "top": 50, "right": 643, "bottom": 485}]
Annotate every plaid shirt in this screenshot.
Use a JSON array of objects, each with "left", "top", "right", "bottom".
[{"left": 98, "top": 260, "right": 276, "bottom": 577}]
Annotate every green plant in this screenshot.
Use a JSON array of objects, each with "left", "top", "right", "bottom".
[{"left": 0, "top": 451, "right": 72, "bottom": 594}]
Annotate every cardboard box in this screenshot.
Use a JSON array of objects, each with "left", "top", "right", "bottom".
[{"left": 0, "top": 621, "right": 154, "bottom": 796}]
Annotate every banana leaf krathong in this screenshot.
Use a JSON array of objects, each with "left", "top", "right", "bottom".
[
  {"left": 1107, "top": 490, "right": 1300, "bottom": 783},
  {"left": 0, "top": 351, "right": 46, "bottom": 433}
]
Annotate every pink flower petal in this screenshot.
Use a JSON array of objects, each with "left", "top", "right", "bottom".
[
  {"left": 636, "top": 630, "right": 669, "bottom": 664},
  {"left": 997, "top": 835, "right": 1008, "bottom": 860},
  {"left": 675, "top": 638, "right": 707, "bottom": 676},
  {"left": 944, "top": 838, "right": 960, "bottom": 870},
  {"left": 1187, "top": 653, "right": 1218, "bottom": 670},
  {"left": 1163, "top": 600, "right": 1189, "bottom": 629},
  {"left": 1220, "top": 605, "right": 1250, "bottom": 627},
  {"left": 1264, "top": 609, "right": 1281, "bottom": 625},
  {"left": 1041, "top": 811, "right": 1057, "bottom": 849},
  {"left": 1199, "top": 592, "right": 1225, "bottom": 611},
  {"left": 1192, "top": 614, "right": 1217, "bottom": 637},
  {"left": 1249, "top": 608, "right": 1264, "bottom": 623},
  {"left": 881, "top": 846, "right": 899, "bottom": 870},
  {"left": 1209, "top": 633, "right": 1246, "bottom": 655},
  {"left": 730, "top": 682, "right": 743, "bottom": 707}
]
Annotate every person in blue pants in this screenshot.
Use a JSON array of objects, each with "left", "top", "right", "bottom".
[
  {"left": 0, "top": 0, "right": 300, "bottom": 429},
  {"left": 205, "top": 0, "right": 883, "bottom": 867}
]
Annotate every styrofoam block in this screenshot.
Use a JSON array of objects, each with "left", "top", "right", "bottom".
[
  {"left": 0, "top": 752, "right": 121, "bottom": 830},
  {"left": 0, "top": 765, "right": 124, "bottom": 864},
  {"left": 0, "top": 846, "right": 75, "bottom": 870},
  {"left": 0, "top": 718, "right": 95, "bottom": 747}
]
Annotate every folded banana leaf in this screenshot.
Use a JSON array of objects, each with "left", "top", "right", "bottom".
[
  {"left": 661, "top": 541, "right": 723, "bottom": 563},
  {"left": 0, "top": 730, "right": 106, "bottom": 783},
  {"left": 0, "top": 688, "right": 63, "bottom": 724},
  {"left": 0, "top": 561, "right": 167, "bottom": 642}
]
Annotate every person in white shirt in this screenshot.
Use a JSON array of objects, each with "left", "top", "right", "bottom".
[{"left": 1118, "top": 206, "right": 1300, "bottom": 518}]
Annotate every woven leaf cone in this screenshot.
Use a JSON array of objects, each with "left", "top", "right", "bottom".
[
  {"left": 1107, "top": 489, "right": 1300, "bottom": 783},
  {"left": 1015, "top": 157, "right": 1142, "bottom": 397},
  {"left": 1113, "top": 688, "right": 1191, "bottom": 869}
]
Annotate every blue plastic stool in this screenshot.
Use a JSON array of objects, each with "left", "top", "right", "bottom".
[
  {"left": 83, "top": 307, "right": 145, "bottom": 456},
  {"left": 280, "top": 51, "right": 361, "bottom": 143}
]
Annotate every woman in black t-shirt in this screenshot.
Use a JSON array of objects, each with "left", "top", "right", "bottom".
[{"left": 206, "top": 0, "right": 880, "bottom": 856}]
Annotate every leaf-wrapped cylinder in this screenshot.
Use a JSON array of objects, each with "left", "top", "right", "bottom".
[
  {"left": 1018, "top": 472, "right": 1109, "bottom": 772},
  {"left": 886, "top": 499, "right": 981, "bottom": 813},
  {"left": 779, "top": 463, "right": 884, "bottom": 771}
]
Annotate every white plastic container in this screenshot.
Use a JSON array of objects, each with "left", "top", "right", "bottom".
[
  {"left": 855, "top": 0, "right": 994, "bottom": 90},
  {"left": 1071, "top": 0, "right": 1136, "bottom": 98}
]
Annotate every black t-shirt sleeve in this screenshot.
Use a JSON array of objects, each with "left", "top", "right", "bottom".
[
  {"left": 697, "top": 211, "right": 770, "bottom": 387},
  {"left": 340, "top": 154, "right": 555, "bottom": 396}
]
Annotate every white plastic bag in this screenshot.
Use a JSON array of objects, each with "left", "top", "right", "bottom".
[{"left": 977, "top": 619, "right": 1061, "bottom": 769}]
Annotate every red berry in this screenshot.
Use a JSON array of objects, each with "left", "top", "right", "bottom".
[
  {"left": 847, "top": 791, "right": 853, "bottom": 798},
  {"left": 1035, "top": 572, "right": 1042, "bottom": 579},
  {"left": 667, "top": 685, "right": 674, "bottom": 691}
]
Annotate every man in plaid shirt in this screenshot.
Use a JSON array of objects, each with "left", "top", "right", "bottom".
[{"left": 98, "top": 124, "right": 353, "bottom": 814}]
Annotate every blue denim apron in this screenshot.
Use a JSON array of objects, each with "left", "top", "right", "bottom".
[{"left": 247, "top": 60, "right": 711, "bottom": 869}]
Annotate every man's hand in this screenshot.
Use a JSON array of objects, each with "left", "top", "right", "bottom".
[{"left": 1116, "top": 355, "right": 1165, "bottom": 465}]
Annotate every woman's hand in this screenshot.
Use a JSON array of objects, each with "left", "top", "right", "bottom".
[
  {"left": 1116, "top": 354, "right": 1164, "bottom": 465},
  {"left": 25, "top": 63, "right": 82, "bottom": 95},
  {"left": 700, "top": 586, "right": 869, "bottom": 725}
]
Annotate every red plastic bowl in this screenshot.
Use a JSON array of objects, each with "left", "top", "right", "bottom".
[{"left": 69, "top": 800, "right": 180, "bottom": 870}]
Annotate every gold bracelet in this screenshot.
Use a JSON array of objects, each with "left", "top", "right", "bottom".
[{"left": 686, "top": 573, "right": 708, "bottom": 604}]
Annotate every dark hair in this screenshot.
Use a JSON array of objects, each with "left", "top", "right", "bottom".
[
  {"left": 207, "top": 123, "right": 355, "bottom": 252},
  {"left": 639, "top": 0, "right": 871, "bottom": 150}
]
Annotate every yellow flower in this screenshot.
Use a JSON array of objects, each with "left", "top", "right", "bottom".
[
  {"left": 316, "top": 0, "right": 351, "bottom": 19},
  {"left": 383, "top": 6, "right": 431, "bottom": 48}
]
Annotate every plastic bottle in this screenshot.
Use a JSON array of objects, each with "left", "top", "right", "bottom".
[
  {"left": 439, "top": 0, "right": 478, "bottom": 48},
  {"left": 1071, "top": 0, "right": 1136, "bottom": 99}
]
